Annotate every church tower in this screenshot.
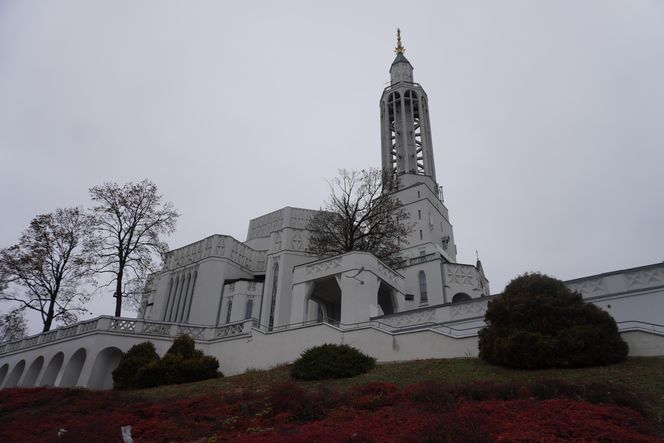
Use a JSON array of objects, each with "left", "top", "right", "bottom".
[
  {"left": 380, "top": 30, "right": 456, "bottom": 261},
  {"left": 379, "top": 31, "right": 489, "bottom": 304},
  {"left": 380, "top": 29, "right": 437, "bottom": 189}
]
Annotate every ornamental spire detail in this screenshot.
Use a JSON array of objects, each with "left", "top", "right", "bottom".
[{"left": 395, "top": 28, "right": 405, "bottom": 54}]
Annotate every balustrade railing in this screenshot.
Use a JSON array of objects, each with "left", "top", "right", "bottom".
[
  {"left": 3, "top": 314, "right": 661, "bottom": 357},
  {"left": 0, "top": 316, "right": 254, "bottom": 356}
]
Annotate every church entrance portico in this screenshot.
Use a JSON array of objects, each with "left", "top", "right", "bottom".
[{"left": 290, "top": 252, "right": 406, "bottom": 326}]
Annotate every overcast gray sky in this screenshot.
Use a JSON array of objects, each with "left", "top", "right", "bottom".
[{"left": 1, "top": 1, "right": 663, "bottom": 333}]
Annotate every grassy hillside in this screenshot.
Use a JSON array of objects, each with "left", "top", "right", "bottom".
[
  {"left": 148, "top": 356, "right": 664, "bottom": 418},
  {"left": 1, "top": 357, "right": 663, "bottom": 442},
  {"left": 137, "top": 356, "right": 664, "bottom": 441}
]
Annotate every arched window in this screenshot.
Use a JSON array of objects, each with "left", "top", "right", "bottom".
[
  {"left": 244, "top": 299, "right": 254, "bottom": 320},
  {"left": 269, "top": 263, "right": 279, "bottom": 331},
  {"left": 418, "top": 271, "right": 428, "bottom": 304},
  {"left": 225, "top": 297, "right": 233, "bottom": 324}
]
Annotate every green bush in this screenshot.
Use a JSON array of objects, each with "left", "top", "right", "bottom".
[
  {"left": 478, "top": 273, "right": 628, "bottom": 369},
  {"left": 165, "top": 334, "right": 198, "bottom": 359},
  {"left": 291, "top": 343, "right": 375, "bottom": 380},
  {"left": 134, "top": 360, "right": 165, "bottom": 388},
  {"left": 159, "top": 335, "right": 220, "bottom": 385},
  {"left": 112, "top": 342, "right": 160, "bottom": 389},
  {"left": 113, "top": 335, "right": 220, "bottom": 389}
]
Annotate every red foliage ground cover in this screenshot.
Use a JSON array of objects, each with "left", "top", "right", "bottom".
[{"left": 0, "top": 380, "right": 660, "bottom": 442}]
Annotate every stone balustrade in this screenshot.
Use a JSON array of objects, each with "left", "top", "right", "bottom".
[{"left": 0, "top": 316, "right": 254, "bottom": 357}]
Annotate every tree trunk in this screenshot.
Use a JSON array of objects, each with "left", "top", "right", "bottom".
[
  {"left": 43, "top": 295, "right": 56, "bottom": 332},
  {"left": 114, "top": 267, "right": 124, "bottom": 317}
]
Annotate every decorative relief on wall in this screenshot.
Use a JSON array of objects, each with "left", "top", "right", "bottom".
[
  {"left": 567, "top": 278, "right": 607, "bottom": 297},
  {"left": 247, "top": 211, "right": 285, "bottom": 239},
  {"left": 288, "top": 209, "right": 317, "bottom": 229},
  {"left": 305, "top": 257, "right": 342, "bottom": 275},
  {"left": 376, "top": 262, "right": 401, "bottom": 285},
  {"left": 379, "top": 310, "right": 435, "bottom": 327},
  {"left": 215, "top": 237, "right": 226, "bottom": 256},
  {"left": 446, "top": 264, "right": 477, "bottom": 286},
  {"left": 450, "top": 300, "right": 487, "bottom": 319},
  {"left": 273, "top": 232, "right": 282, "bottom": 252},
  {"left": 625, "top": 268, "right": 664, "bottom": 290},
  {"left": 203, "top": 237, "right": 213, "bottom": 257},
  {"left": 165, "top": 235, "right": 265, "bottom": 273},
  {"left": 231, "top": 242, "right": 239, "bottom": 262},
  {"left": 291, "top": 231, "right": 303, "bottom": 250},
  {"left": 248, "top": 282, "right": 257, "bottom": 291},
  {"left": 247, "top": 207, "right": 319, "bottom": 240}
]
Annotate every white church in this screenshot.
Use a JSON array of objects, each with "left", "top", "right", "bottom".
[{"left": 1, "top": 35, "right": 662, "bottom": 390}]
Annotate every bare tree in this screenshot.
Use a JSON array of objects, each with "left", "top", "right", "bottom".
[
  {"left": 0, "top": 310, "right": 28, "bottom": 343},
  {"left": 89, "top": 180, "right": 178, "bottom": 318},
  {"left": 0, "top": 208, "right": 96, "bottom": 332},
  {"left": 307, "top": 168, "right": 411, "bottom": 266}
]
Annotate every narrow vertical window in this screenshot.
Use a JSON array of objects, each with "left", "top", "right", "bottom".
[
  {"left": 419, "top": 271, "right": 428, "bottom": 304},
  {"left": 244, "top": 299, "right": 254, "bottom": 320},
  {"left": 225, "top": 298, "right": 233, "bottom": 324},
  {"left": 417, "top": 191, "right": 421, "bottom": 198},
  {"left": 269, "top": 263, "right": 279, "bottom": 331},
  {"left": 418, "top": 209, "right": 421, "bottom": 220},
  {"left": 419, "top": 229, "right": 423, "bottom": 240}
]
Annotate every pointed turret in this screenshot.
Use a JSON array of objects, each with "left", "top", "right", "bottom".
[{"left": 390, "top": 28, "right": 413, "bottom": 84}]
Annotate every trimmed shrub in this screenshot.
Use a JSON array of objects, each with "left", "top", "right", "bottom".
[
  {"left": 134, "top": 360, "right": 165, "bottom": 388},
  {"left": 113, "top": 335, "right": 220, "bottom": 389},
  {"left": 291, "top": 343, "right": 375, "bottom": 380},
  {"left": 479, "top": 273, "right": 628, "bottom": 369},
  {"left": 165, "top": 334, "right": 197, "bottom": 359},
  {"left": 159, "top": 335, "right": 220, "bottom": 386},
  {"left": 112, "top": 342, "right": 160, "bottom": 389},
  {"left": 160, "top": 353, "right": 220, "bottom": 386}
]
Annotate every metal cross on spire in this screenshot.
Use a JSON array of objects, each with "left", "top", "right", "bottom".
[{"left": 395, "top": 28, "right": 405, "bottom": 54}]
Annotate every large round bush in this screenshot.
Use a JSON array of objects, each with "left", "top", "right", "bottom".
[
  {"left": 291, "top": 344, "right": 375, "bottom": 380},
  {"left": 478, "top": 273, "right": 628, "bottom": 369}
]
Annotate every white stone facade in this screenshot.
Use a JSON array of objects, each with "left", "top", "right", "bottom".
[{"left": 1, "top": 40, "right": 662, "bottom": 389}]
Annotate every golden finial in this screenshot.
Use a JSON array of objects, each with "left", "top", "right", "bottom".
[{"left": 395, "top": 28, "right": 405, "bottom": 54}]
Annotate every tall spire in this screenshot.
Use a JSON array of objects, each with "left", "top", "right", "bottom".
[{"left": 395, "top": 28, "right": 405, "bottom": 54}]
